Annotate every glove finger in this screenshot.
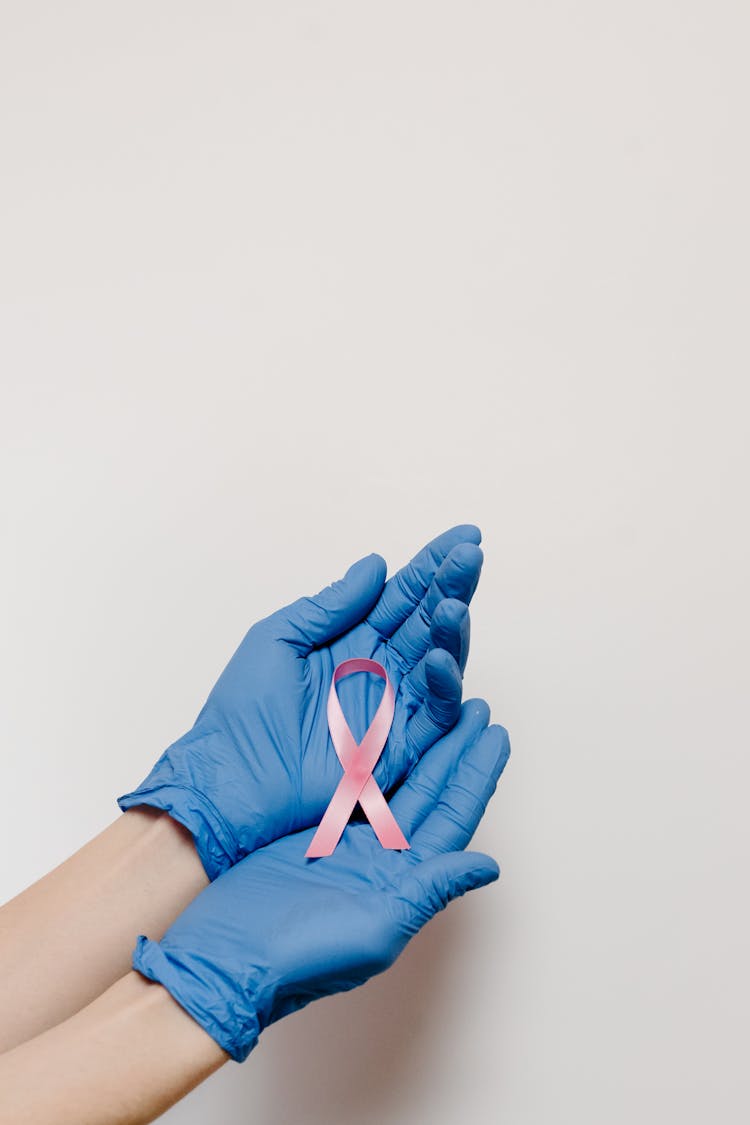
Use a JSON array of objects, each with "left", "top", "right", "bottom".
[
  {"left": 274, "top": 553, "right": 387, "bottom": 654},
  {"left": 396, "top": 851, "right": 500, "bottom": 927},
  {"left": 404, "top": 649, "right": 463, "bottom": 763},
  {"left": 407, "top": 599, "right": 470, "bottom": 700},
  {"left": 431, "top": 597, "right": 471, "bottom": 673},
  {"left": 411, "top": 724, "right": 510, "bottom": 859},
  {"left": 390, "top": 699, "right": 490, "bottom": 836},
  {"left": 366, "top": 525, "right": 481, "bottom": 639},
  {"left": 388, "top": 544, "right": 482, "bottom": 670}
]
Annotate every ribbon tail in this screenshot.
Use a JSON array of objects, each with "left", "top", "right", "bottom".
[
  {"left": 358, "top": 776, "right": 409, "bottom": 850},
  {"left": 305, "top": 771, "right": 362, "bottom": 858}
]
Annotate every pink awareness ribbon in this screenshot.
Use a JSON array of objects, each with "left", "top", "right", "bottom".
[{"left": 305, "top": 658, "right": 410, "bottom": 858}]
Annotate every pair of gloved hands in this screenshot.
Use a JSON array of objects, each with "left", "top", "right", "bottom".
[{"left": 119, "top": 525, "right": 510, "bottom": 1061}]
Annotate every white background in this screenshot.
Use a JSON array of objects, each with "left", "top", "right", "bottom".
[{"left": 1, "top": 3, "right": 748, "bottom": 1122}]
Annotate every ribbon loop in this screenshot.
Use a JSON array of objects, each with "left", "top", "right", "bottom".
[{"left": 305, "top": 658, "right": 410, "bottom": 858}]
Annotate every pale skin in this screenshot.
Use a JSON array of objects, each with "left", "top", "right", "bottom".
[
  {"left": 0, "top": 809, "right": 225, "bottom": 1124},
  {"left": 0, "top": 809, "right": 209, "bottom": 1053},
  {"left": 0, "top": 974, "right": 226, "bottom": 1125}
]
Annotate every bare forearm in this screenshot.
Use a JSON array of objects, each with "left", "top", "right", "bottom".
[
  {"left": 0, "top": 809, "right": 208, "bottom": 1052},
  {"left": 0, "top": 972, "right": 227, "bottom": 1125}
]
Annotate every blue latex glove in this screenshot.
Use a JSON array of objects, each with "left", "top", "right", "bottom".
[
  {"left": 119, "top": 526, "right": 484, "bottom": 878},
  {"left": 133, "top": 700, "right": 510, "bottom": 1061}
]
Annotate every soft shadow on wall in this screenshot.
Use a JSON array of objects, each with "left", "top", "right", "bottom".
[{"left": 167, "top": 901, "right": 494, "bottom": 1125}]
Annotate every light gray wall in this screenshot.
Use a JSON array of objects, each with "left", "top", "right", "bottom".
[{"left": 1, "top": 4, "right": 748, "bottom": 1122}]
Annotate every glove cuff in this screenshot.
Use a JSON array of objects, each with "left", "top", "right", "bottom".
[
  {"left": 133, "top": 936, "right": 261, "bottom": 1063},
  {"left": 117, "top": 782, "right": 239, "bottom": 881}
]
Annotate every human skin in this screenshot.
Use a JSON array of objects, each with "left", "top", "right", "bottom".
[
  {"left": 0, "top": 971, "right": 226, "bottom": 1125},
  {"left": 0, "top": 809, "right": 208, "bottom": 1053}
]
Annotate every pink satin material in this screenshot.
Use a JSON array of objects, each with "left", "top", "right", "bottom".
[{"left": 305, "top": 658, "right": 410, "bottom": 858}]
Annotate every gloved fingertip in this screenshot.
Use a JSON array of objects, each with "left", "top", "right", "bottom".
[
  {"left": 489, "top": 723, "right": 511, "bottom": 769},
  {"left": 431, "top": 598, "right": 469, "bottom": 630},
  {"left": 445, "top": 523, "right": 482, "bottom": 545},
  {"left": 470, "top": 725, "right": 511, "bottom": 788},
  {"left": 404, "top": 851, "right": 500, "bottom": 920},
  {"left": 345, "top": 552, "right": 387, "bottom": 586},
  {"left": 446, "top": 851, "right": 500, "bottom": 898},
  {"left": 424, "top": 648, "right": 462, "bottom": 698},
  {"left": 468, "top": 852, "right": 501, "bottom": 888},
  {"left": 460, "top": 697, "right": 491, "bottom": 728},
  {"left": 446, "top": 541, "right": 484, "bottom": 574}
]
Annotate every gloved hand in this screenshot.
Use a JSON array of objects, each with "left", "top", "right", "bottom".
[
  {"left": 133, "top": 700, "right": 510, "bottom": 1061},
  {"left": 119, "top": 526, "right": 484, "bottom": 878}
]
